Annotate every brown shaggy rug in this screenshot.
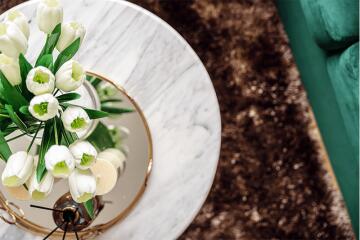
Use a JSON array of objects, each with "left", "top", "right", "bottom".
[{"left": 1, "top": 0, "right": 355, "bottom": 239}]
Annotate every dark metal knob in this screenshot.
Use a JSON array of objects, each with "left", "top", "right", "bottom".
[{"left": 52, "top": 192, "right": 104, "bottom": 232}]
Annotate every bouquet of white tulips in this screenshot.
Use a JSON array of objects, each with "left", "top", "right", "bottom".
[{"left": 0, "top": 0, "right": 131, "bottom": 215}]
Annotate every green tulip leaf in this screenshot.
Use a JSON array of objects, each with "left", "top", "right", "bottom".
[
  {"left": 35, "top": 54, "right": 53, "bottom": 70},
  {"left": 86, "top": 122, "right": 115, "bottom": 151},
  {"left": 37, "top": 120, "right": 55, "bottom": 182},
  {"left": 86, "top": 75, "right": 101, "bottom": 88},
  {"left": 84, "top": 108, "right": 110, "bottom": 119},
  {"left": 101, "top": 106, "right": 134, "bottom": 115},
  {"left": 36, "top": 23, "right": 62, "bottom": 66},
  {"left": 18, "top": 54, "right": 34, "bottom": 101},
  {"left": 0, "top": 71, "right": 28, "bottom": 110},
  {"left": 5, "top": 105, "right": 27, "bottom": 132},
  {"left": 56, "top": 93, "right": 81, "bottom": 103},
  {"left": 19, "top": 105, "right": 30, "bottom": 115},
  {"left": 84, "top": 198, "right": 95, "bottom": 219},
  {"left": 54, "top": 38, "right": 81, "bottom": 73},
  {"left": 101, "top": 99, "right": 123, "bottom": 104},
  {"left": 0, "top": 130, "right": 11, "bottom": 162}
]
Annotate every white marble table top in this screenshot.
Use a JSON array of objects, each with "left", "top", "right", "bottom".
[{"left": 0, "top": 0, "right": 221, "bottom": 239}]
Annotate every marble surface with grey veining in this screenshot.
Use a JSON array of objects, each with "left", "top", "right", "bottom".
[{"left": 0, "top": 0, "right": 221, "bottom": 239}]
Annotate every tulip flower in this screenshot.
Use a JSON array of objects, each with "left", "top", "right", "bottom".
[
  {"left": 0, "top": 21, "right": 28, "bottom": 58},
  {"left": 26, "top": 66, "right": 55, "bottom": 95},
  {"left": 0, "top": 53, "right": 21, "bottom": 86},
  {"left": 4, "top": 10, "right": 30, "bottom": 39},
  {"left": 69, "top": 141, "right": 97, "bottom": 170},
  {"left": 56, "top": 22, "right": 86, "bottom": 52},
  {"left": 61, "top": 106, "right": 91, "bottom": 133},
  {"left": 55, "top": 60, "right": 85, "bottom": 92},
  {"left": 28, "top": 170, "right": 54, "bottom": 201},
  {"left": 1, "top": 151, "right": 33, "bottom": 187},
  {"left": 109, "top": 126, "right": 130, "bottom": 150},
  {"left": 98, "top": 81, "right": 118, "bottom": 101},
  {"left": 69, "top": 169, "right": 96, "bottom": 203},
  {"left": 97, "top": 148, "right": 127, "bottom": 174},
  {"left": 45, "top": 145, "right": 75, "bottom": 178},
  {"left": 36, "top": 0, "right": 63, "bottom": 34},
  {"left": 29, "top": 93, "right": 59, "bottom": 121}
]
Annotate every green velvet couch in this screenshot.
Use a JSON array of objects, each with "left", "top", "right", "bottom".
[{"left": 276, "top": 0, "right": 359, "bottom": 236}]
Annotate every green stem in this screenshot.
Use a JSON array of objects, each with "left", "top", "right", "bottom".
[
  {"left": 27, "top": 123, "right": 43, "bottom": 153},
  {"left": 0, "top": 114, "right": 10, "bottom": 118},
  {"left": 2, "top": 132, "right": 28, "bottom": 144},
  {"left": 54, "top": 119, "right": 59, "bottom": 145}
]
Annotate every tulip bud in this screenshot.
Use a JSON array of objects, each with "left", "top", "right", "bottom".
[
  {"left": 56, "top": 22, "right": 85, "bottom": 52},
  {"left": 26, "top": 66, "right": 55, "bottom": 95},
  {"left": 55, "top": 60, "right": 85, "bottom": 92},
  {"left": 36, "top": 0, "right": 63, "bottom": 34},
  {"left": 0, "top": 53, "right": 21, "bottom": 86},
  {"left": 1, "top": 151, "right": 33, "bottom": 187},
  {"left": 0, "top": 21, "right": 28, "bottom": 58},
  {"left": 28, "top": 170, "right": 54, "bottom": 201},
  {"left": 29, "top": 93, "right": 59, "bottom": 121},
  {"left": 61, "top": 106, "right": 91, "bottom": 133},
  {"left": 69, "top": 169, "right": 96, "bottom": 203},
  {"left": 69, "top": 141, "right": 97, "bottom": 170},
  {"left": 45, "top": 145, "right": 75, "bottom": 178},
  {"left": 4, "top": 10, "right": 30, "bottom": 39}
]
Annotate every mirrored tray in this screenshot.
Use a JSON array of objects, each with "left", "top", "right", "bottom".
[{"left": 0, "top": 72, "right": 153, "bottom": 239}]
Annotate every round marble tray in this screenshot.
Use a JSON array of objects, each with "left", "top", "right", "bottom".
[{"left": 0, "top": 0, "right": 221, "bottom": 239}]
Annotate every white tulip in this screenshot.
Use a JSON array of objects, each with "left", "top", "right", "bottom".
[
  {"left": 0, "top": 54, "right": 21, "bottom": 86},
  {"left": 29, "top": 93, "right": 59, "bottom": 121},
  {"left": 1, "top": 151, "right": 33, "bottom": 187},
  {"left": 55, "top": 60, "right": 85, "bottom": 92},
  {"left": 26, "top": 66, "right": 55, "bottom": 95},
  {"left": 69, "top": 169, "right": 96, "bottom": 203},
  {"left": 69, "top": 141, "right": 97, "bottom": 170},
  {"left": 98, "top": 148, "right": 126, "bottom": 174},
  {"left": 45, "top": 145, "right": 75, "bottom": 178},
  {"left": 56, "top": 22, "right": 85, "bottom": 52},
  {"left": 28, "top": 170, "right": 54, "bottom": 201},
  {"left": 0, "top": 21, "right": 27, "bottom": 58},
  {"left": 36, "top": 0, "right": 63, "bottom": 34},
  {"left": 4, "top": 10, "right": 30, "bottom": 39},
  {"left": 61, "top": 106, "right": 91, "bottom": 133}
]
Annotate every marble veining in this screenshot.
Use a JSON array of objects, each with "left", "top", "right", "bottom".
[{"left": 0, "top": 0, "right": 221, "bottom": 239}]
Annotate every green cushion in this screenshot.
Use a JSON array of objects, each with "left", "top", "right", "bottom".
[
  {"left": 300, "top": 0, "right": 359, "bottom": 50},
  {"left": 327, "top": 43, "right": 359, "bottom": 153}
]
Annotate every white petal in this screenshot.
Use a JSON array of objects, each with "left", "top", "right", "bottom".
[
  {"left": 56, "top": 22, "right": 86, "bottom": 52},
  {"left": 69, "top": 169, "right": 96, "bottom": 203},
  {"left": 69, "top": 141, "right": 97, "bottom": 170},
  {"left": 26, "top": 66, "right": 55, "bottom": 95},
  {"left": 28, "top": 170, "right": 54, "bottom": 201},
  {"left": 0, "top": 22, "right": 27, "bottom": 58},
  {"left": 97, "top": 148, "right": 126, "bottom": 174},
  {"left": 1, "top": 152, "right": 33, "bottom": 187},
  {"left": 0, "top": 54, "right": 21, "bottom": 86},
  {"left": 36, "top": 0, "right": 63, "bottom": 34},
  {"left": 5, "top": 10, "right": 30, "bottom": 39},
  {"left": 45, "top": 145, "right": 75, "bottom": 178},
  {"left": 55, "top": 60, "right": 85, "bottom": 92},
  {"left": 61, "top": 106, "right": 91, "bottom": 133},
  {"left": 29, "top": 93, "right": 59, "bottom": 121}
]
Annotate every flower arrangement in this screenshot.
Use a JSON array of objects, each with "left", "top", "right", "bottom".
[{"left": 0, "top": 0, "right": 131, "bottom": 210}]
